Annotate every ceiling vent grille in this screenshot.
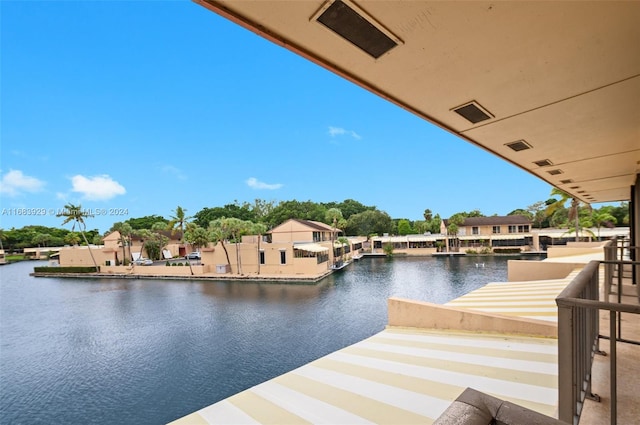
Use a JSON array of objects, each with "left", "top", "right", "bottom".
[
  {"left": 452, "top": 101, "right": 493, "bottom": 124},
  {"left": 534, "top": 159, "right": 553, "bottom": 167},
  {"left": 570, "top": 186, "right": 580, "bottom": 190},
  {"left": 560, "top": 179, "right": 573, "bottom": 184},
  {"left": 315, "top": 0, "right": 398, "bottom": 59},
  {"left": 547, "top": 169, "right": 563, "bottom": 176},
  {"left": 505, "top": 140, "right": 532, "bottom": 152}
]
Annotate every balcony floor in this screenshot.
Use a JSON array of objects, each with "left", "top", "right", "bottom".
[
  {"left": 169, "top": 328, "right": 559, "bottom": 425},
  {"left": 580, "top": 280, "right": 640, "bottom": 425}
]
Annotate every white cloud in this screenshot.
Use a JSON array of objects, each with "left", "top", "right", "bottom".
[
  {"left": 0, "top": 170, "right": 45, "bottom": 196},
  {"left": 246, "top": 177, "right": 283, "bottom": 190},
  {"left": 70, "top": 174, "right": 126, "bottom": 201},
  {"left": 328, "top": 126, "right": 361, "bottom": 140}
]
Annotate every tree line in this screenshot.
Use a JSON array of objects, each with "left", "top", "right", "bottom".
[{"left": 0, "top": 195, "right": 629, "bottom": 253}]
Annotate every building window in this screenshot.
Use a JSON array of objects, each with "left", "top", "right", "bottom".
[
  {"left": 492, "top": 226, "right": 501, "bottom": 234},
  {"left": 492, "top": 238, "right": 525, "bottom": 247},
  {"left": 518, "top": 225, "right": 530, "bottom": 233},
  {"left": 313, "top": 232, "right": 320, "bottom": 242},
  {"left": 259, "top": 250, "right": 265, "bottom": 265},
  {"left": 472, "top": 226, "right": 479, "bottom": 235},
  {"left": 280, "top": 251, "right": 286, "bottom": 265},
  {"left": 508, "top": 225, "right": 517, "bottom": 233}
]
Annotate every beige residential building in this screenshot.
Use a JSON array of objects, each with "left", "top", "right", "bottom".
[
  {"left": 449, "top": 215, "right": 533, "bottom": 251},
  {"left": 202, "top": 219, "right": 354, "bottom": 277},
  {"left": 58, "top": 219, "right": 365, "bottom": 279},
  {"left": 371, "top": 215, "right": 534, "bottom": 255}
]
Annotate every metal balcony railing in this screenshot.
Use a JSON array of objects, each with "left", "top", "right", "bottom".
[{"left": 556, "top": 239, "right": 640, "bottom": 425}]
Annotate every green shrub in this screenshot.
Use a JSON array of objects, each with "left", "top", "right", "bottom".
[
  {"left": 493, "top": 248, "right": 522, "bottom": 254},
  {"left": 172, "top": 263, "right": 177, "bottom": 266},
  {"left": 465, "top": 249, "right": 478, "bottom": 254},
  {"left": 34, "top": 266, "right": 98, "bottom": 273},
  {"left": 177, "top": 262, "right": 184, "bottom": 266},
  {"left": 166, "top": 261, "right": 171, "bottom": 266}
]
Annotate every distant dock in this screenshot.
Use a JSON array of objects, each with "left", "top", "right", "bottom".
[{"left": 432, "top": 252, "right": 465, "bottom": 257}]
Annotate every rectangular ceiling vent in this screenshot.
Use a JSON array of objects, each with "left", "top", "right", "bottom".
[
  {"left": 560, "top": 179, "right": 573, "bottom": 184},
  {"left": 452, "top": 101, "right": 494, "bottom": 124},
  {"left": 505, "top": 140, "right": 532, "bottom": 152},
  {"left": 577, "top": 190, "right": 586, "bottom": 194},
  {"left": 534, "top": 159, "right": 553, "bottom": 167},
  {"left": 315, "top": 0, "right": 399, "bottom": 59},
  {"left": 547, "top": 169, "right": 563, "bottom": 176},
  {"left": 570, "top": 186, "right": 580, "bottom": 190}
]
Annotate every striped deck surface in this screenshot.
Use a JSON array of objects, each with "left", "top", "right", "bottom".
[
  {"left": 169, "top": 328, "right": 558, "bottom": 425},
  {"left": 445, "top": 268, "right": 582, "bottom": 322}
]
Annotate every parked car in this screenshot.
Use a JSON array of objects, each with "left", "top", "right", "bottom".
[
  {"left": 185, "top": 252, "right": 201, "bottom": 260},
  {"left": 133, "top": 258, "right": 153, "bottom": 266}
]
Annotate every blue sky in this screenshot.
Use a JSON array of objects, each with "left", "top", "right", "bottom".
[{"left": 1, "top": 1, "right": 556, "bottom": 233}]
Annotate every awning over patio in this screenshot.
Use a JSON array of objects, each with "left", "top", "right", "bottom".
[{"left": 294, "top": 243, "right": 329, "bottom": 253}]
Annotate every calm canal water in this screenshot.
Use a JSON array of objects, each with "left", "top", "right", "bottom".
[{"left": 0, "top": 255, "right": 542, "bottom": 424}]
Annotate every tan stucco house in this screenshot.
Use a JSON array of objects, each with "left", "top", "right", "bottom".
[
  {"left": 58, "top": 219, "right": 364, "bottom": 280},
  {"left": 202, "top": 219, "right": 352, "bottom": 277}
]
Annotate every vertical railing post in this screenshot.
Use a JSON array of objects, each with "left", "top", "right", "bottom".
[
  {"left": 610, "top": 310, "right": 617, "bottom": 425},
  {"left": 604, "top": 242, "right": 614, "bottom": 297},
  {"left": 557, "top": 302, "right": 576, "bottom": 424}
]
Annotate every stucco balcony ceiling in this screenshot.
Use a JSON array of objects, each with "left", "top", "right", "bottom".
[{"left": 196, "top": 0, "right": 640, "bottom": 204}]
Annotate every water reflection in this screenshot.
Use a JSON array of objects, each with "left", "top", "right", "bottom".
[
  {"left": 0, "top": 255, "right": 542, "bottom": 424},
  {"left": 198, "top": 279, "right": 332, "bottom": 303}
]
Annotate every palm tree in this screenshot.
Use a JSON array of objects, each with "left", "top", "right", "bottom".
[
  {"left": 167, "top": 205, "right": 192, "bottom": 245},
  {"left": 111, "top": 222, "right": 133, "bottom": 265},
  {"left": 64, "top": 232, "right": 81, "bottom": 246},
  {"left": 209, "top": 218, "right": 232, "bottom": 272},
  {"left": 325, "top": 208, "right": 343, "bottom": 268},
  {"left": 134, "top": 229, "right": 152, "bottom": 262},
  {"left": 223, "top": 218, "right": 251, "bottom": 275},
  {"left": 150, "top": 222, "right": 169, "bottom": 261},
  {"left": 183, "top": 225, "right": 210, "bottom": 276},
  {"left": 250, "top": 222, "right": 268, "bottom": 275},
  {"left": 57, "top": 203, "right": 98, "bottom": 269},
  {"left": 184, "top": 225, "right": 210, "bottom": 251},
  {"left": 0, "top": 228, "right": 5, "bottom": 251},
  {"left": 447, "top": 214, "right": 465, "bottom": 252},
  {"left": 337, "top": 236, "right": 349, "bottom": 265},
  {"left": 590, "top": 209, "right": 617, "bottom": 240},
  {"left": 545, "top": 188, "right": 590, "bottom": 241},
  {"left": 32, "top": 233, "right": 51, "bottom": 247}
]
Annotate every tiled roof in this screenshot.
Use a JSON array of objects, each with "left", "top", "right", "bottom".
[
  {"left": 269, "top": 219, "right": 337, "bottom": 233},
  {"left": 294, "top": 219, "right": 335, "bottom": 231},
  {"left": 444, "top": 215, "right": 532, "bottom": 227}
]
